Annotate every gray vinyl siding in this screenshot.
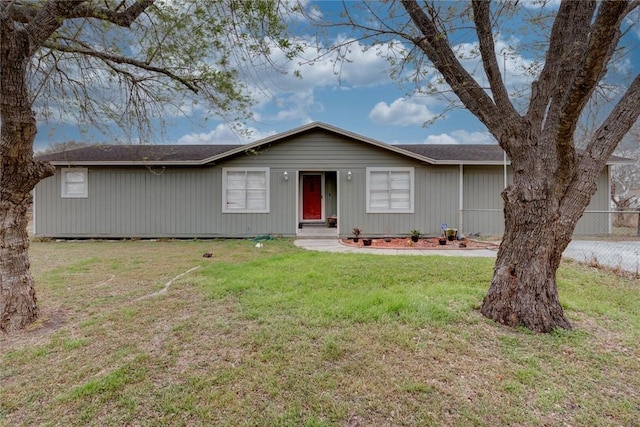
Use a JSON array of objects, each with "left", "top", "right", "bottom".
[
  {"left": 35, "top": 166, "right": 298, "bottom": 238},
  {"left": 337, "top": 166, "right": 459, "bottom": 238},
  {"left": 221, "top": 131, "right": 459, "bottom": 238},
  {"left": 34, "top": 131, "right": 455, "bottom": 238},
  {"left": 36, "top": 168, "right": 217, "bottom": 238},
  {"left": 574, "top": 169, "right": 610, "bottom": 235},
  {"left": 325, "top": 172, "right": 338, "bottom": 217},
  {"left": 460, "top": 165, "right": 610, "bottom": 237},
  {"left": 462, "top": 165, "right": 510, "bottom": 236},
  {"left": 33, "top": 129, "right": 612, "bottom": 238}
]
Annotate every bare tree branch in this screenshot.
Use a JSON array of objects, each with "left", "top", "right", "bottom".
[
  {"left": 526, "top": 1, "right": 596, "bottom": 132},
  {"left": 561, "top": 74, "right": 640, "bottom": 219},
  {"left": 556, "top": 1, "right": 629, "bottom": 145},
  {"left": 26, "top": 0, "right": 156, "bottom": 56},
  {"left": 66, "top": 0, "right": 155, "bottom": 27},
  {"left": 471, "top": 0, "right": 516, "bottom": 118},
  {"left": 400, "top": 0, "right": 502, "bottom": 135},
  {"left": 42, "top": 41, "right": 200, "bottom": 93}
]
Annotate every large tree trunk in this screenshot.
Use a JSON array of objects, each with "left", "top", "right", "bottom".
[
  {"left": 1, "top": 26, "right": 55, "bottom": 333},
  {"left": 0, "top": 199, "right": 39, "bottom": 332},
  {"left": 480, "top": 184, "right": 574, "bottom": 332}
]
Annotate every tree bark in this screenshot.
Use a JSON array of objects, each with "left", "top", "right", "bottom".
[
  {"left": 0, "top": 200, "right": 39, "bottom": 332},
  {"left": 1, "top": 23, "right": 55, "bottom": 333},
  {"left": 480, "top": 185, "right": 574, "bottom": 332}
]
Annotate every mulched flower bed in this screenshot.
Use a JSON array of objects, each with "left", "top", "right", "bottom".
[{"left": 341, "top": 237, "right": 499, "bottom": 250}]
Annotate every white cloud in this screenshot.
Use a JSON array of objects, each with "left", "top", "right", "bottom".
[
  {"left": 243, "top": 36, "right": 406, "bottom": 123},
  {"left": 175, "top": 123, "right": 276, "bottom": 145},
  {"left": 265, "top": 36, "right": 401, "bottom": 89},
  {"left": 423, "top": 130, "right": 496, "bottom": 145},
  {"left": 519, "top": 0, "right": 560, "bottom": 9},
  {"left": 327, "top": 39, "right": 405, "bottom": 87},
  {"left": 369, "top": 98, "right": 436, "bottom": 126},
  {"left": 275, "top": 89, "right": 322, "bottom": 121}
]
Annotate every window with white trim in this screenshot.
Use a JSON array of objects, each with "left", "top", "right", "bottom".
[
  {"left": 366, "top": 167, "right": 414, "bottom": 213},
  {"left": 222, "top": 167, "right": 269, "bottom": 213},
  {"left": 61, "top": 168, "right": 88, "bottom": 198}
]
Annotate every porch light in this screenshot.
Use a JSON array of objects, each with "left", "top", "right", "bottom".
[
  {"left": 283, "top": 171, "right": 288, "bottom": 181},
  {"left": 347, "top": 170, "right": 352, "bottom": 181}
]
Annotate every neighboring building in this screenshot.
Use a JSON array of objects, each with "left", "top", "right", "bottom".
[{"left": 33, "top": 122, "right": 618, "bottom": 239}]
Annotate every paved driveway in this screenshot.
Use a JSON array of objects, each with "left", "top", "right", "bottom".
[
  {"left": 296, "top": 239, "right": 640, "bottom": 274},
  {"left": 564, "top": 240, "right": 640, "bottom": 274}
]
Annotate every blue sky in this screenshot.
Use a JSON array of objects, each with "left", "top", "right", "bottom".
[{"left": 33, "top": 1, "right": 640, "bottom": 151}]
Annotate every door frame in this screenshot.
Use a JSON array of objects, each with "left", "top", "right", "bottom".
[{"left": 299, "top": 172, "right": 325, "bottom": 223}]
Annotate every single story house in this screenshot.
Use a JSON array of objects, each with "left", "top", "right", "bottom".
[{"left": 33, "top": 122, "right": 619, "bottom": 239}]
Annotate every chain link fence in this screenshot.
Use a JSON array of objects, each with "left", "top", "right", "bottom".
[{"left": 462, "top": 209, "right": 640, "bottom": 275}]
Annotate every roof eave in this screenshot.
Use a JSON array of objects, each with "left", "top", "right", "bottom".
[{"left": 48, "top": 160, "right": 205, "bottom": 166}]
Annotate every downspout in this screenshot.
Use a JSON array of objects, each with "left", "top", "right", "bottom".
[
  {"left": 607, "top": 165, "right": 612, "bottom": 235},
  {"left": 459, "top": 164, "right": 464, "bottom": 236},
  {"left": 295, "top": 170, "right": 300, "bottom": 235},
  {"left": 337, "top": 170, "right": 341, "bottom": 237}
]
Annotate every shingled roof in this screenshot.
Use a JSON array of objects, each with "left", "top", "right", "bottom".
[
  {"left": 396, "top": 144, "right": 508, "bottom": 163},
  {"left": 35, "top": 122, "right": 630, "bottom": 166},
  {"left": 35, "top": 144, "right": 242, "bottom": 164}
]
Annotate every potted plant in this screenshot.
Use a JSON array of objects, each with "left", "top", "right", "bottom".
[
  {"left": 438, "top": 237, "right": 447, "bottom": 245},
  {"left": 410, "top": 229, "right": 421, "bottom": 243},
  {"left": 362, "top": 238, "right": 372, "bottom": 246},
  {"left": 445, "top": 228, "right": 458, "bottom": 241},
  {"left": 352, "top": 227, "right": 361, "bottom": 243}
]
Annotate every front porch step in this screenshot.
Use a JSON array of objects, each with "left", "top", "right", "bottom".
[
  {"left": 296, "top": 225, "right": 338, "bottom": 238},
  {"left": 295, "top": 234, "right": 339, "bottom": 239}
]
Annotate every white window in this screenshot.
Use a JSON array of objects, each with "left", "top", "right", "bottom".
[
  {"left": 366, "top": 167, "right": 414, "bottom": 213},
  {"left": 61, "top": 168, "right": 88, "bottom": 198},
  {"left": 222, "top": 167, "right": 269, "bottom": 213}
]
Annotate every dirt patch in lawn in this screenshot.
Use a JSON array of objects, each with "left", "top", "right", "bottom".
[{"left": 341, "top": 237, "right": 500, "bottom": 250}]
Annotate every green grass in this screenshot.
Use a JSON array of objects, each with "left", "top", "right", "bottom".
[{"left": 1, "top": 239, "right": 639, "bottom": 426}]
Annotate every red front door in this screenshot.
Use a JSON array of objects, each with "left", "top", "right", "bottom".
[{"left": 302, "top": 175, "right": 322, "bottom": 220}]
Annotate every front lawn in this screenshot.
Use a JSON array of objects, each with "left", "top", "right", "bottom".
[{"left": 1, "top": 239, "right": 638, "bottom": 426}]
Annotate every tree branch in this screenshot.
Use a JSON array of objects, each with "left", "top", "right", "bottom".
[
  {"left": 42, "top": 41, "right": 200, "bottom": 93},
  {"left": 26, "top": 0, "right": 86, "bottom": 55},
  {"left": 556, "top": 1, "right": 630, "bottom": 144},
  {"left": 526, "top": 1, "right": 596, "bottom": 132},
  {"left": 554, "top": 1, "right": 630, "bottom": 196},
  {"left": 561, "top": 74, "right": 640, "bottom": 220},
  {"left": 65, "top": 0, "right": 155, "bottom": 27},
  {"left": 400, "top": 0, "right": 502, "bottom": 134},
  {"left": 471, "top": 0, "right": 517, "bottom": 118},
  {"left": 584, "top": 74, "right": 640, "bottom": 170},
  {"left": 26, "top": 0, "right": 156, "bottom": 56}
]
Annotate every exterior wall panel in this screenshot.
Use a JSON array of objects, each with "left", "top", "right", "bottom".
[
  {"left": 574, "top": 169, "right": 610, "bottom": 235},
  {"left": 34, "top": 130, "right": 613, "bottom": 239},
  {"left": 463, "top": 166, "right": 507, "bottom": 236},
  {"left": 36, "top": 168, "right": 220, "bottom": 238}
]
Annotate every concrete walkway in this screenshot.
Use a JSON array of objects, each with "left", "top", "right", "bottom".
[
  {"left": 294, "top": 239, "right": 498, "bottom": 257},
  {"left": 294, "top": 239, "right": 640, "bottom": 273}
]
